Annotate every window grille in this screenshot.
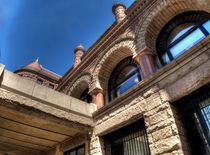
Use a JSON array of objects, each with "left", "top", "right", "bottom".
[
  {"left": 104, "top": 119, "right": 150, "bottom": 155},
  {"left": 175, "top": 84, "right": 210, "bottom": 154}
]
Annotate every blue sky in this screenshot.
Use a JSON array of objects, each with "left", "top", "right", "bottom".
[{"left": 0, "top": 0, "right": 134, "bottom": 76}]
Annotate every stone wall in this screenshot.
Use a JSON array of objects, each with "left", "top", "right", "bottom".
[
  {"left": 90, "top": 37, "right": 210, "bottom": 155},
  {"left": 16, "top": 71, "right": 59, "bottom": 89}
]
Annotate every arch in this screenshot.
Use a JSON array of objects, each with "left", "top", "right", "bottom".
[
  {"left": 92, "top": 40, "right": 137, "bottom": 92},
  {"left": 135, "top": 0, "right": 210, "bottom": 52},
  {"left": 68, "top": 73, "right": 91, "bottom": 99}
]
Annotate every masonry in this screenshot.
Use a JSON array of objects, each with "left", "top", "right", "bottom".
[{"left": 0, "top": 0, "right": 210, "bottom": 155}]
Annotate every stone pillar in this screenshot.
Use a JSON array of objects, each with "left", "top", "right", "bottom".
[
  {"left": 74, "top": 44, "right": 85, "bottom": 68},
  {"left": 90, "top": 131, "right": 104, "bottom": 155},
  {"left": 133, "top": 47, "right": 156, "bottom": 78},
  {"left": 112, "top": 3, "right": 126, "bottom": 23},
  {"left": 90, "top": 88, "right": 105, "bottom": 109},
  {"left": 55, "top": 144, "right": 63, "bottom": 155}
]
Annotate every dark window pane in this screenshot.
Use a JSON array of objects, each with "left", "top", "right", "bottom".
[
  {"left": 48, "top": 84, "right": 54, "bottom": 89},
  {"left": 70, "top": 151, "right": 76, "bottom": 155},
  {"left": 64, "top": 146, "right": 85, "bottom": 155},
  {"left": 80, "top": 88, "right": 92, "bottom": 103},
  {"left": 77, "top": 147, "right": 85, "bottom": 155},
  {"left": 36, "top": 79, "right": 43, "bottom": 85}
]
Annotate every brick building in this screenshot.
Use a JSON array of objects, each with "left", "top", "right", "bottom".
[
  {"left": 15, "top": 59, "right": 61, "bottom": 89},
  {"left": 0, "top": 0, "right": 210, "bottom": 155}
]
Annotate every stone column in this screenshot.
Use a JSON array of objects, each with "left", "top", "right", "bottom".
[
  {"left": 90, "top": 88, "right": 105, "bottom": 109},
  {"left": 133, "top": 47, "right": 156, "bottom": 78},
  {"left": 90, "top": 131, "right": 105, "bottom": 155}
]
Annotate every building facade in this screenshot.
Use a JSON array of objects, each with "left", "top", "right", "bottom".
[{"left": 0, "top": 0, "right": 210, "bottom": 155}]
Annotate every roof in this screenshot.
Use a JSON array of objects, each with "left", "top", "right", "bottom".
[{"left": 15, "top": 59, "right": 61, "bottom": 81}]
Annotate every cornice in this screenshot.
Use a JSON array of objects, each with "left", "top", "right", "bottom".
[{"left": 57, "top": 0, "right": 155, "bottom": 91}]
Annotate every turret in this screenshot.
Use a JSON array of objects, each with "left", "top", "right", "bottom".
[
  {"left": 112, "top": 3, "right": 127, "bottom": 23},
  {"left": 74, "top": 44, "right": 85, "bottom": 68}
]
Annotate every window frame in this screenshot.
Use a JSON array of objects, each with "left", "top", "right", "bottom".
[
  {"left": 36, "top": 79, "right": 43, "bottom": 85},
  {"left": 64, "top": 145, "right": 85, "bottom": 155},
  {"left": 108, "top": 57, "right": 142, "bottom": 101},
  {"left": 48, "top": 83, "right": 54, "bottom": 89},
  {"left": 156, "top": 11, "right": 210, "bottom": 65},
  {"left": 165, "top": 21, "right": 210, "bottom": 63}
]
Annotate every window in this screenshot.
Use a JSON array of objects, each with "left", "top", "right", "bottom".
[
  {"left": 104, "top": 119, "right": 150, "bottom": 155},
  {"left": 175, "top": 84, "right": 210, "bottom": 154},
  {"left": 48, "top": 83, "right": 54, "bottom": 89},
  {"left": 64, "top": 145, "right": 85, "bottom": 155},
  {"left": 157, "top": 11, "right": 210, "bottom": 65},
  {"left": 108, "top": 57, "right": 142, "bottom": 101},
  {"left": 36, "top": 79, "right": 43, "bottom": 85},
  {"left": 80, "top": 88, "right": 92, "bottom": 103}
]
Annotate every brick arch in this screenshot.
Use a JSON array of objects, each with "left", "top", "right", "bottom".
[
  {"left": 136, "top": 0, "right": 210, "bottom": 52},
  {"left": 68, "top": 74, "right": 91, "bottom": 98},
  {"left": 92, "top": 40, "right": 136, "bottom": 92}
]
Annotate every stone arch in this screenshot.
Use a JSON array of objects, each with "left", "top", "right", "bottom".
[
  {"left": 68, "top": 73, "right": 91, "bottom": 98},
  {"left": 92, "top": 40, "right": 137, "bottom": 92},
  {"left": 136, "top": 0, "right": 210, "bottom": 52}
]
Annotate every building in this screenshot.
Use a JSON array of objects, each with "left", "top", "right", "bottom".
[
  {"left": 0, "top": 0, "right": 210, "bottom": 155},
  {"left": 14, "top": 59, "right": 61, "bottom": 89}
]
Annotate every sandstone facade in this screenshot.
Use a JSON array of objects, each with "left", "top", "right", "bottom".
[{"left": 0, "top": 0, "right": 210, "bottom": 155}]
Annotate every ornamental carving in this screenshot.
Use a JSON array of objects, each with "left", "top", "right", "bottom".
[
  {"left": 67, "top": 74, "right": 91, "bottom": 96},
  {"left": 90, "top": 40, "right": 136, "bottom": 92}
]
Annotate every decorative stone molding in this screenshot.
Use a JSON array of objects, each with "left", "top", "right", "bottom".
[
  {"left": 135, "top": 0, "right": 210, "bottom": 52},
  {"left": 91, "top": 40, "right": 137, "bottom": 92},
  {"left": 67, "top": 74, "right": 91, "bottom": 98}
]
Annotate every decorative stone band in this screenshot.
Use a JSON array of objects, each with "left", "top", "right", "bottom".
[{"left": 133, "top": 47, "right": 156, "bottom": 78}]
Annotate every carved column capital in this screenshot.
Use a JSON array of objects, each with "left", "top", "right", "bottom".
[
  {"left": 89, "top": 88, "right": 105, "bottom": 109},
  {"left": 133, "top": 47, "right": 157, "bottom": 78}
]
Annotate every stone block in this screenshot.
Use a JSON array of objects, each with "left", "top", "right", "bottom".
[{"left": 2, "top": 70, "right": 36, "bottom": 96}]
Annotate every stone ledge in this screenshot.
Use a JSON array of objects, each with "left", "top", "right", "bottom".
[{"left": 0, "top": 69, "right": 97, "bottom": 118}]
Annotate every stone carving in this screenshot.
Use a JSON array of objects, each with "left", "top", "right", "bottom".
[
  {"left": 91, "top": 40, "right": 136, "bottom": 92},
  {"left": 135, "top": 0, "right": 210, "bottom": 51},
  {"left": 67, "top": 74, "right": 91, "bottom": 96}
]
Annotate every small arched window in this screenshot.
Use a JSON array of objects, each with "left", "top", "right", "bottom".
[
  {"left": 80, "top": 88, "right": 92, "bottom": 103},
  {"left": 108, "top": 57, "right": 142, "bottom": 101},
  {"left": 157, "top": 11, "right": 210, "bottom": 65}
]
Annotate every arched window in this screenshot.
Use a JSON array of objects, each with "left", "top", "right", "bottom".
[
  {"left": 80, "top": 88, "right": 92, "bottom": 103},
  {"left": 108, "top": 57, "right": 142, "bottom": 101},
  {"left": 157, "top": 11, "right": 210, "bottom": 65}
]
